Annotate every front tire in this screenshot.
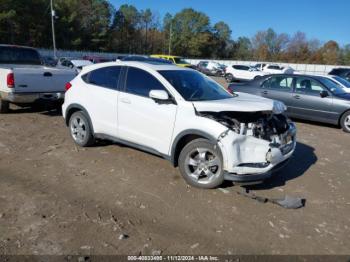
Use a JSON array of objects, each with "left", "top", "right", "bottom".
[
  {"left": 340, "top": 111, "right": 350, "bottom": 133},
  {"left": 69, "top": 111, "right": 95, "bottom": 147},
  {"left": 178, "top": 138, "right": 224, "bottom": 189},
  {"left": 0, "top": 99, "right": 10, "bottom": 113}
]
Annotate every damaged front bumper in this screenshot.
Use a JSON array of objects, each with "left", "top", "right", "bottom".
[{"left": 219, "top": 123, "right": 297, "bottom": 183}]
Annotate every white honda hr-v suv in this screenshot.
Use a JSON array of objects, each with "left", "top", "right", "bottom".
[{"left": 62, "top": 61, "right": 296, "bottom": 189}]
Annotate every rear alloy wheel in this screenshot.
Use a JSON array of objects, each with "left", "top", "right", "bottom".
[
  {"left": 178, "top": 138, "right": 224, "bottom": 189},
  {"left": 69, "top": 111, "right": 95, "bottom": 147},
  {"left": 225, "top": 73, "right": 234, "bottom": 83},
  {"left": 0, "top": 99, "right": 9, "bottom": 113},
  {"left": 340, "top": 111, "right": 350, "bottom": 133}
]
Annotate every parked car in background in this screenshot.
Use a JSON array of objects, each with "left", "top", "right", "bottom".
[
  {"left": 150, "top": 54, "right": 195, "bottom": 68},
  {"left": 262, "top": 64, "right": 294, "bottom": 74},
  {"left": 83, "top": 55, "right": 114, "bottom": 64},
  {"left": 253, "top": 63, "right": 267, "bottom": 71},
  {"left": 329, "top": 68, "right": 350, "bottom": 82},
  {"left": 197, "top": 61, "right": 225, "bottom": 76},
  {"left": 225, "top": 64, "right": 267, "bottom": 82},
  {"left": 228, "top": 74, "right": 350, "bottom": 132},
  {"left": 121, "top": 55, "right": 174, "bottom": 64},
  {"left": 0, "top": 44, "right": 76, "bottom": 113},
  {"left": 42, "top": 55, "right": 58, "bottom": 67},
  {"left": 62, "top": 61, "right": 296, "bottom": 188},
  {"left": 57, "top": 58, "right": 93, "bottom": 72}
]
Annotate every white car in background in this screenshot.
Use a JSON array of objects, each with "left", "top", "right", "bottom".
[
  {"left": 262, "top": 64, "right": 294, "bottom": 74},
  {"left": 57, "top": 58, "right": 93, "bottom": 72},
  {"left": 62, "top": 61, "right": 296, "bottom": 189},
  {"left": 225, "top": 64, "right": 267, "bottom": 83}
]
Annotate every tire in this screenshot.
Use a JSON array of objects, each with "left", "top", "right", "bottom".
[
  {"left": 178, "top": 138, "right": 224, "bottom": 189},
  {"left": 340, "top": 111, "right": 350, "bottom": 133},
  {"left": 254, "top": 75, "right": 261, "bottom": 80},
  {"left": 0, "top": 99, "right": 9, "bottom": 113},
  {"left": 225, "top": 73, "right": 234, "bottom": 83},
  {"left": 68, "top": 111, "right": 95, "bottom": 147}
]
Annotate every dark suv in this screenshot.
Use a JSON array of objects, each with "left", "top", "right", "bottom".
[{"left": 329, "top": 68, "right": 350, "bottom": 82}]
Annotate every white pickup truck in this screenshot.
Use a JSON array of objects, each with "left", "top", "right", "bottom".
[{"left": 0, "top": 45, "right": 76, "bottom": 113}]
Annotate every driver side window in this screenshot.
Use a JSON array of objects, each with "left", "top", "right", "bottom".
[
  {"left": 125, "top": 67, "right": 166, "bottom": 97},
  {"left": 295, "top": 77, "right": 324, "bottom": 95}
]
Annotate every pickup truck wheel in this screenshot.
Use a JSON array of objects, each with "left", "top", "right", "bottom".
[
  {"left": 340, "top": 111, "right": 350, "bottom": 133},
  {"left": 0, "top": 99, "right": 9, "bottom": 113},
  {"left": 178, "top": 138, "right": 224, "bottom": 189},
  {"left": 225, "top": 74, "right": 234, "bottom": 83},
  {"left": 69, "top": 111, "right": 95, "bottom": 147}
]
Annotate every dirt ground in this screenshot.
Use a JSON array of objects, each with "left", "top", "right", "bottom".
[{"left": 0, "top": 77, "right": 349, "bottom": 255}]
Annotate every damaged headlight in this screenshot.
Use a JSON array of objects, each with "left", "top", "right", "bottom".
[{"left": 273, "top": 100, "right": 287, "bottom": 114}]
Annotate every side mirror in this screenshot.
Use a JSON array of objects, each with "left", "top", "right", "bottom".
[
  {"left": 320, "top": 90, "right": 329, "bottom": 98},
  {"left": 149, "top": 90, "right": 175, "bottom": 105}
]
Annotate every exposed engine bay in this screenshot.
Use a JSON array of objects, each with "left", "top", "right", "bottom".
[{"left": 199, "top": 111, "right": 291, "bottom": 144}]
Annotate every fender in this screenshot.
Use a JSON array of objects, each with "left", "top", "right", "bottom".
[
  {"left": 65, "top": 103, "right": 95, "bottom": 134},
  {"left": 170, "top": 129, "right": 218, "bottom": 165}
]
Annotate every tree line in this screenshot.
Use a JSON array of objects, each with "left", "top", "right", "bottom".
[{"left": 1, "top": 0, "right": 350, "bottom": 65}]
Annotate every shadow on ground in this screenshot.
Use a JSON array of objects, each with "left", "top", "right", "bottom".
[
  {"left": 7, "top": 101, "right": 62, "bottom": 116},
  {"left": 248, "top": 142, "right": 317, "bottom": 190}
]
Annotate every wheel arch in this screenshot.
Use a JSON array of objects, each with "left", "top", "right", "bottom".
[
  {"left": 339, "top": 109, "right": 350, "bottom": 126},
  {"left": 170, "top": 130, "right": 217, "bottom": 167},
  {"left": 65, "top": 104, "right": 94, "bottom": 134}
]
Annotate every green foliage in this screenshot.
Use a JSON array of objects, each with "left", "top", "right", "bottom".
[{"left": 0, "top": 0, "right": 349, "bottom": 65}]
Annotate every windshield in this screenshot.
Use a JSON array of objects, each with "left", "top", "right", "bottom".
[
  {"left": 318, "top": 77, "right": 346, "bottom": 95},
  {"left": 0, "top": 46, "right": 41, "bottom": 65},
  {"left": 173, "top": 57, "right": 189, "bottom": 64},
  {"left": 332, "top": 76, "right": 350, "bottom": 88},
  {"left": 158, "top": 70, "right": 233, "bottom": 101}
]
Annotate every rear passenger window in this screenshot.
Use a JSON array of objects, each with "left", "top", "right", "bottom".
[
  {"left": 262, "top": 76, "right": 293, "bottom": 91},
  {"left": 125, "top": 67, "right": 165, "bottom": 97},
  {"left": 84, "top": 66, "right": 121, "bottom": 90}
]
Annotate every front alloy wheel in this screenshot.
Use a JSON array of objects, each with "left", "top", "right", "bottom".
[
  {"left": 179, "top": 138, "right": 224, "bottom": 188},
  {"left": 341, "top": 111, "right": 350, "bottom": 133}
]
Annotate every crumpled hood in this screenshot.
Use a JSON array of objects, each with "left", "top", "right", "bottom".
[{"left": 192, "top": 92, "right": 277, "bottom": 113}]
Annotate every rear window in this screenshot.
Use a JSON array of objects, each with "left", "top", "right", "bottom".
[
  {"left": 330, "top": 68, "right": 350, "bottom": 75},
  {"left": 83, "top": 66, "right": 122, "bottom": 90},
  {"left": 0, "top": 46, "right": 41, "bottom": 65},
  {"left": 233, "top": 65, "right": 249, "bottom": 70},
  {"left": 268, "top": 65, "right": 282, "bottom": 70}
]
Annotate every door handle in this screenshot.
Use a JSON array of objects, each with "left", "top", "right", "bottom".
[
  {"left": 261, "top": 90, "right": 268, "bottom": 95},
  {"left": 43, "top": 72, "right": 52, "bottom": 77},
  {"left": 121, "top": 98, "right": 131, "bottom": 104},
  {"left": 293, "top": 95, "right": 301, "bottom": 99}
]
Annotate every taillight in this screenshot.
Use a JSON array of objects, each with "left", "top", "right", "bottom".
[
  {"left": 65, "top": 82, "right": 72, "bottom": 91},
  {"left": 7, "top": 73, "right": 14, "bottom": 88}
]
